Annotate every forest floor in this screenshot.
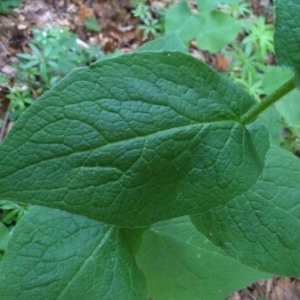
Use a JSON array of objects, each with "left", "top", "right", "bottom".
[{"left": 0, "top": 0, "right": 300, "bottom": 299}]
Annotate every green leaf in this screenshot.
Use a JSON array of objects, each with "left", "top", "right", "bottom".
[
  {"left": 261, "top": 66, "right": 294, "bottom": 95},
  {"left": 0, "top": 0, "right": 21, "bottom": 14},
  {"left": 275, "top": 89, "right": 300, "bottom": 137},
  {"left": 16, "top": 53, "right": 36, "bottom": 60},
  {"left": 137, "top": 217, "right": 270, "bottom": 300},
  {"left": 0, "top": 74, "right": 9, "bottom": 84},
  {"left": 0, "top": 206, "right": 147, "bottom": 300},
  {"left": 257, "top": 106, "right": 283, "bottom": 146},
  {"left": 197, "top": 0, "right": 242, "bottom": 11},
  {"left": 165, "top": 2, "right": 198, "bottom": 43},
  {"left": 138, "top": 33, "right": 189, "bottom": 53},
  {"left": 191, "top": 145, "right": 300, "bottom": 277},
  {"left": 165, "top": 3, "right": 241, "bottom": 53},
  {"left": 84, "top": 17, "right": 101, "bottom": 32},
  {"left": 0, "top": 52, "right": 269, "bottom": 227},
  {"left": 0, "top": 222, "right": 10, "bottom": 251},
  {"left": 20, "top": 60, "right": 40, "bottom": 69},
  {"left": 195, "top": 11, "right": 241, "bottom": 53},
  {"left": 274, "top": 0, "right": 300, "bottom": 84}
]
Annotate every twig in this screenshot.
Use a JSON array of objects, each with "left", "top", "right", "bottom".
[
  {"left": 0, "top": 41, "right": 9, "bottom": 56},
  {"left": 0, "top": 111, "right": 9, "bottom": 142},
  {"left": 52, "top": 0, "right": 59, "bottom": 11}
]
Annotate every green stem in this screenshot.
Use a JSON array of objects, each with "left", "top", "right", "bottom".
[{"left": 240, "top": 77, "right": 296, "bottom": 125}]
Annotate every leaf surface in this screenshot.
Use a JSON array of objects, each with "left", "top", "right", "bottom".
[
  {"left": 261, "top": 66, "right": 294, "bottom": 95},
  {"left": 165, "top": 2, "right": 198, "bottom": 43},
  {"left": 0, "top": 206, "right": 147, "bottom": 300},
  {"left": 138, "top": 33, "right": 188, "bottom": 53},
  {"left": 256, "top": 107, "right": 283, "bottom": 146},
  {"left": 274, "top": 0, "right": 300, "bottom": 84},
  {"left": 0, "top": 52, "right": 269, "bottom": 227},
  {"left": 275, "top": 89, "right": 300, "bottom": 137},
  {"left": 137, "top": 217, "right": 270, "bottom": 300},
  {"left": 197, "top": 0, "right": 242, "bottom": 11},
  {"left": 192, "top": 145, "right": 300, "bottom": 276},
  {"left": 0, "top": 222, "right": 9, "bottom": 251},
  {"left": 165, "top": 3, "right": 241, "bottom": 53},
  {"left": 195, "top": 11, "right": 241, "bottom": 53}
]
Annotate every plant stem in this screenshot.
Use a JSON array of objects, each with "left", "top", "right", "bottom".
[{"left": 240, "top": 77, "right": 296, "bottom": 125}]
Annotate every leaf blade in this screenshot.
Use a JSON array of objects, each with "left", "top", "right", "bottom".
[
  {"left": 0, "top": 52, "right": 269, "bottom": 227},
  {"left": 274, "top": 0, "right": 300, "bottom": 84},
  {"left": 195, "top": 11, "right": 241, "bottom": 53},
  {"left": 0, "top": 206, "right": 147, "bottom": 300},
  {"left": 192, "top": 145, "right": 300, "bottom": 277},
  {"left": 137, "top": 217, "right": 270, "bottom": 300}
]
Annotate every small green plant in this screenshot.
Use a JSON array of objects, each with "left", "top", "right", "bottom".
[
  {"left": 223, "top": 1, "right": 252, "bottom": 19},
  {"left": 6, "top": 86, "right": 34, "bottom": 120},
  {"left": 0, "top": 0, "right": 21, "bottom": 14},
  {"left": 132, "top": 3, "right": 150, "bottom": 20},
  {"left": 224, "top": 42, "right": 267, "bottom": 100},
  {"left": 0, "top": 200, "right": 27, "bottom": 260},
  {"left": 1, "top": 1, "right": 300, "bottom": 299},
  {"left": 0, "top": 200, "right": 27, "bottom": 227},
  {"left": 132, "top": 3, "right": 163, "bottom": 38},
  {"left": 224, "top": 13, "right": 275, "bottom": 100},
  {"left": 16, "top": 26, "right": 102, "bottom": 90},
  {"left": 242, "top": 16, "right": 274, "bottom": 57},
  {"left": 5, "top": 26, "right": 102, "bottom": 122},
  {"left": 138, "top": 18, "right": 162, "bottom": 38},
  {"left": 225, "top": 43, "right": 267, "bottom": 79}
]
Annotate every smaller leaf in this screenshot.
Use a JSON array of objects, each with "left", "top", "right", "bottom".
[
  {"left": 165, "top": 2, "right": 198, "bottom": 43},
  {"left": 275, "top": 89, "right": 300, "bottom": 138},
  {"left": 0, "top": 222, "right": 10, "bottom": 251},
  {"left": 20, "top": 60, "right": 39, "bottom": 69},
  {"left": 195, "top": 11, "right": 242, "bottom": 53},
  {"left": 261, "top": 66, "right": 294, "bottom": 95},
  {"left": 191, "top": 145, "right": 300, "bottom": 277},
  {"left": 257, "top": 106, "right": 283, "bottom": 146},
  {"left": 197, "top": 0, "right": 242, "bottom": 12},
  {"left": 84, "top": 17, "right": 101, "bottom": 32},
  {"left": 0, "top": 74, "right": 9, "bottom": 84},
  {"left": 28, "top": 43, "right": 42, "bottom": 58},
  {"left": 138, "top": 33, "right": 188, "bottom": 53},
  {"left": 16, "top": 53, "right": 36, "bottom": 60},
  {"left": 137, "top": 217, "right": 270, "bottom": 300},
  {"left": 0, "top": 206, "right": 147, "bottom": 300}
]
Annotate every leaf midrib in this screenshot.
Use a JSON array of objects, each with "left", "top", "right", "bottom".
[
  {"left": 56, "top": 226, "right": 115, "bottom": 300},
  {"left": 1, "top": 120, "right": 238, "bottom": 181}
]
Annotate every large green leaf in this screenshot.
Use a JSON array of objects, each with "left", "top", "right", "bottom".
[
  {"left": 195, "top": 10, "right": 241, "bottom": 53},
  {"left": 274, "top": 0, "right": 300, "bottom": 84},
  {"left": 192, "top": 145, "right": 300, "bottom": 277},
  {"left": 165, "top": 2, "right": 199, "bottom": 44},
  {"left": 165, "top": 2, "right": 241, "bottom": 53},
  {"left": 0, "top": 52, "right": 269, "bottom": 227},
  {"left": 137, "top": 217, "right": 270, "bottom": 300},
  {"left": 0, "top": 206, "right": 147, "bottom": 300}
]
